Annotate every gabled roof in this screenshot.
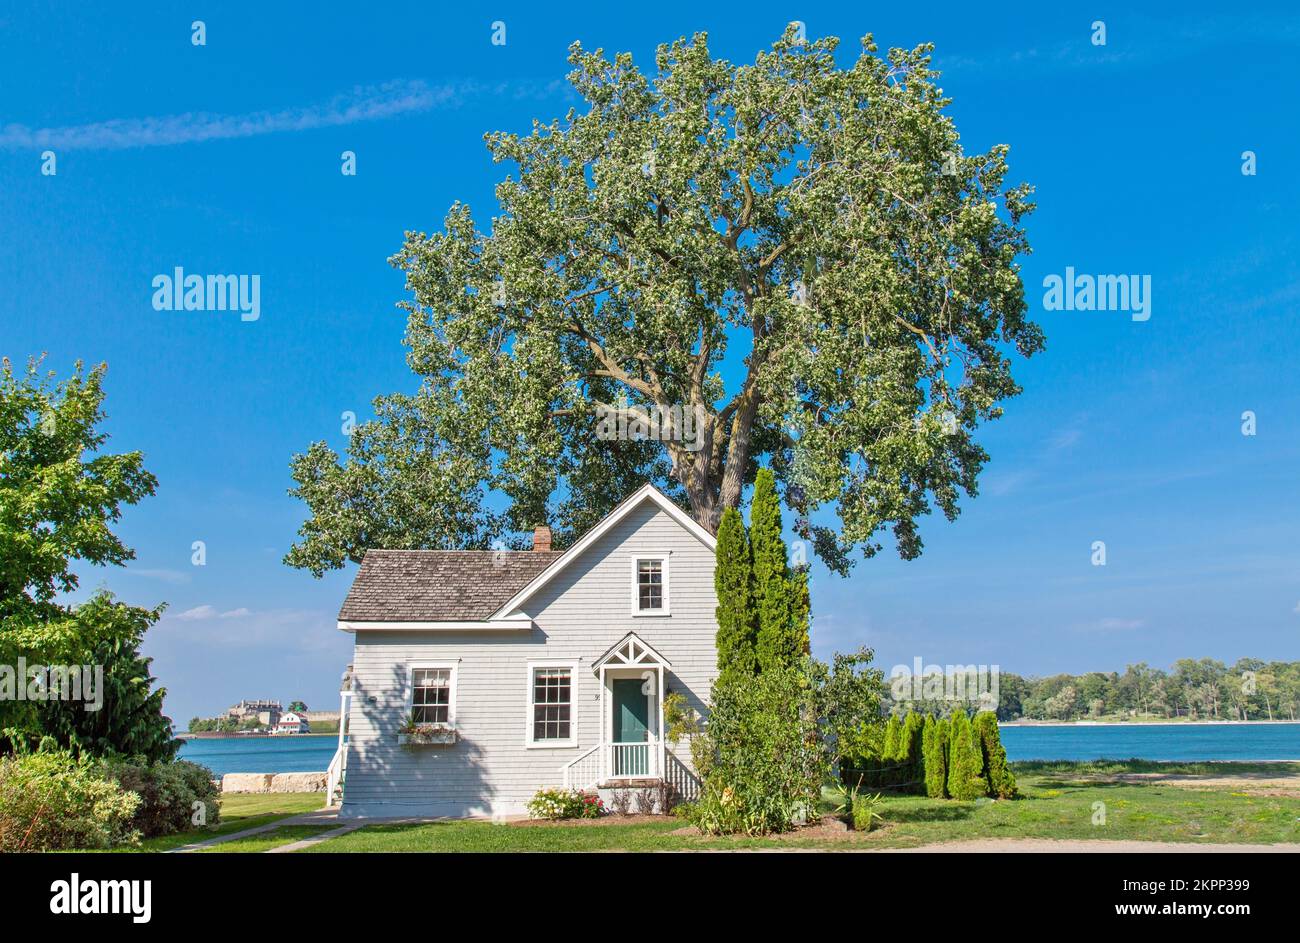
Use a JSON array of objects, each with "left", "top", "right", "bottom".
[
  {"left": 335, "top": 484, "right": 713, "bottom": 631},
  {"left": 490, "top": 483, "right": 716, "bottom": 619},
  {"left": 592, "top": 631, "right": 672, "bottom": 672},
  {"left": 338, "top": 550, "right": 563, "bottom": 623}
]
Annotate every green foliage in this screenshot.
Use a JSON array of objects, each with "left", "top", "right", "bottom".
[
  {"left": 713, "top": 507, "right": 757, "bottom": 681},
  {"left": 922, "top": 714, "right": 948, "bottom": 798},
  {"left": 38, "top": 620, "right": 179, "bottom": 763},
  {"left": 0, "top": 358, "right": 173, "bottom": 758},
  {"left": 526, "top": 788, "right": 602, "bottom": 820},
  {"left": 288, "top": 701, "right": 308, "bottom": 713},
  {"left": 880, "top": 715, "right": 901, "bottom": 765},
  {"left": 96, "top": 756, "right": 221, "bottom": 837},
  {"left": 945, "top": 711, "right": 987, "bottom": 801},
  {"left": 752, "top": 470, "right": 801, "bottom": 671},
  {"left": 284, "top": 29, "right": 1040, "bottom": 577},
  {"left": 690, "top": 666, "right": 825, "bottom": 835},
  {"left": 851, "top": 792, "right": 885, "bottom": 832},
  {"left": 973, "top": 711, "right": 1018, "bottom": 798},
  {"left": 901, "top": 711, "right": 925, "bottom": 781},
  {"left": 188, "top": 716, "right": 238, "bottom": 733},
  {"left": 0, "top": 751, "right": 140, "bottom": 851},
  {"left": 812, "top": 647, "right": 884, "bottom": 767}
]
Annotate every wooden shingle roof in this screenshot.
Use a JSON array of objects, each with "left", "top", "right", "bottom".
[{"left": 337, "top": 550, "right": 564, "bottom": 622}]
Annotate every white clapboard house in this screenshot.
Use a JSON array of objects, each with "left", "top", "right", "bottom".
[{"left": 326, "top": 484, "right": 720, "bottom": 818}]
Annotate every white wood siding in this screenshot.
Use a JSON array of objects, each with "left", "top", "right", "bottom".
[{"left": 339, "top": 498, "right": 718, "bottom": 818}]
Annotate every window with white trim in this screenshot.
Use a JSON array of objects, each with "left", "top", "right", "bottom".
[
  {"left": 530, "top": 667, "right": 572, "bottom": 742},
  {"left": 412, "top": 667, "right": 453, "bottom": 725},
  {"left": 636, "top": 559, "right": 664, "bottom": 611}
]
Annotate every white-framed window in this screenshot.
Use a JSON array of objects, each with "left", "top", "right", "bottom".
[
  {"left": 630, "top": 554, "right": 670, "bottom": 616},
  {"left": 408, "top": 663, "right": 457, "bottom": 726},
  {"left": 525, "top": 662, "right": 578, "bottom": 747}
]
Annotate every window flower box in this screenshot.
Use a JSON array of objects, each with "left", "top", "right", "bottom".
[{"left": 397, "top": 723, "right": 457, "bottom": 746}]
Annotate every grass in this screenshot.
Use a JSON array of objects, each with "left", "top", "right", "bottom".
[
  {"left": 300, "top": 762, "right": 1300, "bottom": 852},
  {"left": 112, "top": 792, "right": 326, "bottom": 852},
  {"left": 199, "top": 823, "right": 340, "bottom": 853}
]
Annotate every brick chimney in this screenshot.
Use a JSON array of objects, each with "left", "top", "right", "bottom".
[{"left": 532, "top": 525, "right": 553, "bottom": 553}]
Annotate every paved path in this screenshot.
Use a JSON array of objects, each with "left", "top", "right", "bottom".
[
  {"left": 267, "top": 823, "right": 363, "bottom": 853},
  {"left": 166, "top": 810, "right": 340, "bottom": 853}
]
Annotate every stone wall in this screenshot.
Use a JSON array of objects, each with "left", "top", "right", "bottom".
[{"left": 221, "top": 771, "right": 327, "bottom": 793}]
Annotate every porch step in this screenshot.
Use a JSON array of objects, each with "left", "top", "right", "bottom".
[{"left": 597, "top": 778, "right": 663, "bottom": 789}]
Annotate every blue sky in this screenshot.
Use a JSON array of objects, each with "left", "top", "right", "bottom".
[{"left": 3, "top": 2, "right": 1298, "bottom": 723}]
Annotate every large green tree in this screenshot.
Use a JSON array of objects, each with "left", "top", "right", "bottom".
[
  {"left": 285, "top": 28, "right": 1041, "bottom": 576},
  {"left": 751, "top": 468, "right": 806, "bottom": 670},
  {"left": 0, "top": 358, "right": 174, "bottom": 756}
]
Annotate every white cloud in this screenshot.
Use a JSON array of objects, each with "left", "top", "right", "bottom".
[
  {"left": 0, "top": 79, "right": 461, "bottom": 152},
  {"left": 175, "top": 605, "right": 217, "bottom": 621},
  {"left": 219, "top": 608, "right": 251, "bottom": 619}
]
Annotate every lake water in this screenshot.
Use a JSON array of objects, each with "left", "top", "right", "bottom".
[
  {"left": 178, "top": 736, "right": 339, "bottom": 777},
  {"left": 178, "top": 723, "right": 1300, "bottom": 775},
  {"left": 1000, "top": 722, "right": 1300, "bottom": 762}
]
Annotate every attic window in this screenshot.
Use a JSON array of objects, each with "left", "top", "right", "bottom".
[{"left": 632, "top": 555, "right": 669, "bottom": 615}]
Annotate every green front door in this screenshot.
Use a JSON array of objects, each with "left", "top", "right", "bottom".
[{"left": 611, "top": 678, "right": 649, "bottom": 776}]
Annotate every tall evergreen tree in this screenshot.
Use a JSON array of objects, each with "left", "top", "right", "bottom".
[
  {"left": 752, "top": 469, "right": 799, "bottom": 670},
  {"left": 713, "top": 507, "right": 757, "bottom": 681},
  {"left": 790, "top": 565, "right": 811, "bottom": 657},
  {"left": 946, "top": 710, "right": 987, "bottom": 800},
  {"left": 973, "top": 711, "right": 1018, "bottom": 798},
  {"left": 901, "top": 711, "right": 925, "bottom": 787},
  {"left": 921, "top": 715, "right": 948, "bottom": 798}
]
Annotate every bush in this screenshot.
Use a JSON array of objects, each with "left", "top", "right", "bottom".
[
  {"left": 921, "top": 714, "right": 948, "bottom": 798},
  {"left": 0, "top": 752, "right": 140, "bottom": 851},
  {"left": 945, "top": 711, "right": 987, "bottom": 801},
  {"left": 689, "top": 666, "right": 824, "bottom": 835},
  {"left": 96, "top": 756, "right": 220, "bottom": 837},
  {"left": 851, "top": 792, "right": 884, "bottom": 832},
  {"left": 526, "top": 788, "right": 602, "bottom": 820},
  {"left": 973, "top": 711, "right": 1018, "bottom": 798}
]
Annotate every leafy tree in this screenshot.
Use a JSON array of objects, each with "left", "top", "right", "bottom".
[
  {"left": 39, "top": 604, "right": 178, "bottom": 763},
  {"left": 972, "top": 711, "right": 1016, "bottom": 798},
  {"left": 0, "top": 358, "right": 172, "bottom": 758},
  {"left": 0, "top": 358, "right": 157, "bottom": 662},
  {"left": 284, "top": 28, "right": 1041, "bottom": 577},
  {"left": 288, "top": 700, "right": 308, "bottom": 713},
  {"left": 713, "top": 507, "right": 757, "bottom": 681},
  {"left": 921, "top": 714, "right": 948, "bottom": 798},
  {"left": 945, "top": 710, "right": 986, "bottom": 801}
]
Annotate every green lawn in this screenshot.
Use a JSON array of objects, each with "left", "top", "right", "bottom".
[
  {"left": 300, "top": 763, "right": 1300, "bottom": 852},
  {"left": 108, "top": 792, "right": 326, "bottom": 852},
  {"left": 199, "top": 823, "right": 340, "bottom": 853}
]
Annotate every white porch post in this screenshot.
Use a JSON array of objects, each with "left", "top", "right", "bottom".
[
  {"left": 599, "top": 665, "right": 608, "bottom": 785},
  {"left": 657, "top": 665, "right": 665, "bottom": 780}
]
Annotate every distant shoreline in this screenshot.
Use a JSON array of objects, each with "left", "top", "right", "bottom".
[
  {"left": 175, "top": 732, "right": 336, "bottom": 740},
  {"left": 1001, "top": 719, "right": 1300, "bottom": 727}
]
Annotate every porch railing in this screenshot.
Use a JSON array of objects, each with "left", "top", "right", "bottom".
[
  {"left": 325, "top": 744, "right": 346, "bottom": 807},
  {"left": 562, "top": 740, "right": 661, "bottom": 790},
  {"left": 561, "top": 743, "right": 603, "bottom": 790},
  {"left": 608, "top": 741, "right": 658, "bottom": 779}
]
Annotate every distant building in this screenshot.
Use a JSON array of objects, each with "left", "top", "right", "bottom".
[
  {"left": 273, "top": 711, "right": 310, "bottom": 735},
  {"left": 227, "top": 699, "right": 282, "bottom": 723}
]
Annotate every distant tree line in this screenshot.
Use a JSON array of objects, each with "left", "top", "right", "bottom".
[{"left": 886, "top": 659, "right": 1300, "bottom": 722}]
